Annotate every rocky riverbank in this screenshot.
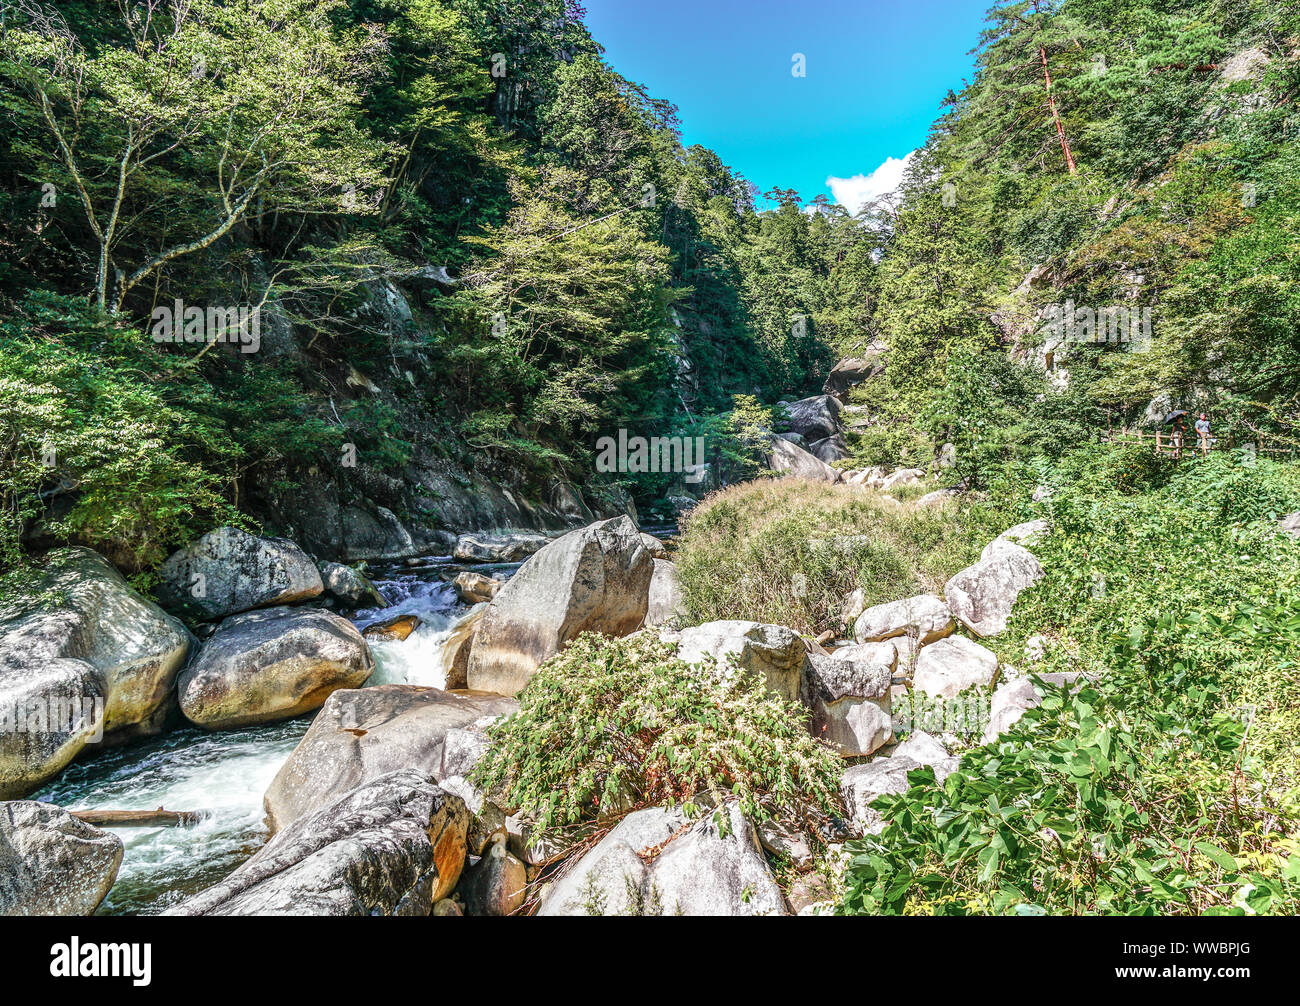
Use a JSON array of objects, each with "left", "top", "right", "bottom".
[{"left": 1, "top": 466, "right": 1078, "bottom": 915}]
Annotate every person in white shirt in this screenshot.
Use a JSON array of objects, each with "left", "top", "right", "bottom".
[{"left": 1195, "top": 413, "right": 1211, "bottom": 457}]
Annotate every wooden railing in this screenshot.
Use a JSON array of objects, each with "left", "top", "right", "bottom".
[{"left": 1105, "top": 426, "right": 1298, "bottom": 460}]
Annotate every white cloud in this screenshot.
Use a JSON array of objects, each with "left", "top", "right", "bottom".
[{"left": 826, "top": 151, "right": 916, "bottom": 214}]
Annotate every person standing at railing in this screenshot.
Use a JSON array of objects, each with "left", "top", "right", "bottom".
[
  {"left": 1172, "top": 413, "right": 1188, "bottom": 459},
  {"left": 1195, "top": 413, "right": 1211, "bottom": 457}
]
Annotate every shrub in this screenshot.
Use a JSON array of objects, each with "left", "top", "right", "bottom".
[
  {"left": 675, "top": 478, "right": 1000, "bottom": 635},
  {"left": 471, "top": 632, "right": 842, "bottom": 838}
]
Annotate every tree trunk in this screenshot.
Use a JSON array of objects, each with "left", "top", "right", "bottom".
[{"left": 1039, "top": 46, "right": 1078, "bottom": 175}]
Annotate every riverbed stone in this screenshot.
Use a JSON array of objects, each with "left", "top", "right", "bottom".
[
  {"left": 0, "top": 547, "right": 193, "bottom": 798},
  {"left": 168, "top": 770, "right": 468, "bottom": 916},
  {"left": 157, "top": 526, "right": 323, "bottom": 620},
  {"left": 0, "top": 801, "right": 123, "bottom": 915},
  {"left": 178, "top": 606, "right": 373, "bottom": 730},
  {"left": 537, "top": 802, "right": 786, "bottom": 916},
  {"left": 460, "top": 836, "right": 528, "bottom": 916},
  {"left": 466, "top": 516, "right": 653, "bottom": 696},
  {"left": 319, "top": 561, "right": 386, "bottom": 609},
  {"left": 672, "top": 620, "right": 808, "bottom": 704},
  {"left": 263, "top": 684, "right": 516, "bottom": 832},
  {"left": 913, "top": 636, "right": 999, "bottom": 699},
  {"left": 453, "top": 532, "right": 549, "bottom": 564},
  {"left": 452, "top": 571, "right": 501, "bottom": 604},
  {"left": 802, "top": 652, "right": 892, "bottom": 756},
  {"left": 945, "top": 540, "right": 1043, "bottom": 638},
  {"left": 853, "top": 593, "right": 955, "bottom": 647}
]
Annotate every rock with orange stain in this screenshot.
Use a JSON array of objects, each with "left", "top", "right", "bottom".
[{"left": 166, "top": 770, "right": 469, "bottom": 916}]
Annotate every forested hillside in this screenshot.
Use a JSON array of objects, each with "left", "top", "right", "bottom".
[
  {"left": 0, "top": 0, "right": 873, "bottom": 581},
  {"left": 849, "top": 0, "right": 1300, "bottom": 479}
]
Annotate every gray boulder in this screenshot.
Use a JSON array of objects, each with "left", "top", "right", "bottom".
[
  {"left": 809, "top": 434, "right": 848, "bottom": 463},
  {"left": 982, "top": 672, "right": 1085, "bottom": 744},
  {"left": 853, "top": 593, "right": 955, "bottom": 647},
  {"left": 639, "top": 533, "right": 669, "bottom": 559},
  {"left": 945, "top": 540, "right": 1044, "bottom": 638},
  {"left": 1279, "top": 512, "right": 1300, "bottom": 540},
  {"left": 340, "top": 505, "right": 420, "bottom": 563},
  {"left": 178, "top": 606, "right": 373, "bottom": 730},
  {"left": 537, "top": 802, "right": 786, "bottom": 916},
  {"left": 672, "top": 620, "right": 808, "bottom": 704},
  {"left": 263, "top": 684, "right": 516, "bottom": 833},
  {"left": 158, "top": 526, "right": 323, "bottom": 620},
  {"left": 769, "top": 436, "right": 841, "bottom": 483},
  {"left": 802, "top": 652, "right": 892, "bottom": 757},
  {"left": 913, "top": 636, "right": 999, "bottom": 699},
  {"left": 460, "top": 836, "right": 528, "bottom": 916},
  {"left": 466, "top": 517, "right": 653, "bottom": 696},
  {"left": 453, "top": 532, "right": 549, "bottom": 564},
  {"left": 643, "top": 559, "right": 686, "bottom": 628},
  {"left": 319, "top": 561, "right": 386, "bottom": 609},
  {"left": 783, "top": 395, "right": 843, "bottom": 441},
  {"left": 822, "top": 352, "right": 885, "bottom": 401},
  {"left": 167, "top": 770, "right": 469, "bottom": 916},
  {"left": 0, "top": 548, "right": 192, "bottom": 798},
  {"left": 0, "top": 801, "right": 122, "bottom": 915}
]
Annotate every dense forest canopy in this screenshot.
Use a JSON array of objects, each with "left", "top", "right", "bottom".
[{"left": 1, "top": 0, "right": 1299, "bottom": 575}]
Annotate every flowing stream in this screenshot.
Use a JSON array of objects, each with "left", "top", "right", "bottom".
[{"left": 31, "top": 554, "right": 518, "bottom": 916}]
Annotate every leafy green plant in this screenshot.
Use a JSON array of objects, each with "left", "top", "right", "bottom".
[{"left": 471, "top": 632, "right": 842, "bottom": 838}]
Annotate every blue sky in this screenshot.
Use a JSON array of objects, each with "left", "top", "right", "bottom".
[{"left": 582, "top": 0, "right": 991, "bottom": 211}]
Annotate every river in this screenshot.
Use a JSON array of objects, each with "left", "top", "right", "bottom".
[{"left": 31, "top": 555, "right": 519, "bottom": 916}]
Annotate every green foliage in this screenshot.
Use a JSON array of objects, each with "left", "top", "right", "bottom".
[
  {"left": 471, "top": 632, "right": 842, "bottom": 838},
  {"left": 841, "top": 450, "right": 1300, "bottom": 915}
]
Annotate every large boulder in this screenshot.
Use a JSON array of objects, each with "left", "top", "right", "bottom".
[
  {"left": 783, "top": 394, "right": 842, "bottom": 441},
  {"left": 913, "top": 636, "right": 999, "bottom": 699},
  {"left": 537, "top": 802, "right": 786, "bottom": 916},
  {"left": 945, "top": 540, "right": 1043, "bottom": 638},
  {"left": 264, "top": 684, "right": 516, "bottom": 833},
  {"left": 802, "top": 652, "right": 892, "bottom": 756},
  {"left": 1279, "top": 512, "right": 1300, "bottom": 540},
  {"left": 822, "top": 351, "right": 885, "bottom": 401},
  {"left": 0, "top": 548, "right": 193, "bottom": 798},
  {"left": 167, "top": 770, "right": 469, "bottom": 916},
  {"left": 178, "top": 606, "right": 374, "bottom": 730},
  {"left": 672, "top": 620, "right": 808, "bottom": 704},
  {"left": 0, "top": 801, "right": 122, "bottom": 915},
  {"left": 982, "top": 672, "right": 1085, "bottom": 743},
  {"left": 840, "top": 756, "right": 919, "bottom": 836},
  {"left": 340, "top": 505, "right": 420, "bottom": 563},
  {"left": 453, "top": 532, "right": 549, "bottom": 564},
  {"left": 853, "top": 593, "right": 955, "bottom": 647},
  {"left": 157, "top": 526, "right": 323, "bottom": 620},
  {"left": 643, "top": 559, "right": 686, "bottom": 628},
  {"left": 988, "top": 520, "right": 1049, "bottom": 552},
  {"left": 466, "top": 517, "right": 653, "bottom": 696},
  {"left": 808, "top": 434, "right": 849, "bottom": 463},
  {"left": 768, "top": 436, "right": 841, "bottom": 484},
  {"left": 318, "top": 561, "right": 386, "bottom": 609}
]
